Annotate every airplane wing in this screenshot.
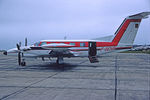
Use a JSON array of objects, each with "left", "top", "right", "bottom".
[
  {"left": 30, "top": 43, "right": 80, "bottom": 57},
  {"left": 41, "top": 43, "right": 75, "bottom": 49}
]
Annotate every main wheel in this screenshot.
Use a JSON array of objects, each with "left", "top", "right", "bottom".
[{"left": 21, "top": 62, "right": 26, "bottom": 66}]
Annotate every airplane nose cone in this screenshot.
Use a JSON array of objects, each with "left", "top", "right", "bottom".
[{"left": 3, "top": 51, "right": 7, "bottom": 55}]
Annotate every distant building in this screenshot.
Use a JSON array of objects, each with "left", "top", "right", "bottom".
[{"left": 131, "top": 45, "right": 150, "bottom": 51}]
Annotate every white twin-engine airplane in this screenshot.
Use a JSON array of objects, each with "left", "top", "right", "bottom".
[{"left": 3, "top": 12, "right": 150, "bottom": 66}]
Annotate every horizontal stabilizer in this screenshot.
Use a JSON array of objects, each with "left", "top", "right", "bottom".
[{"left": 128, "top": 12, "right": 150, "bottom": 19}]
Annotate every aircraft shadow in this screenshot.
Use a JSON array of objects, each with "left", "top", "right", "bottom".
[{"left": 23, "top": 63, "right": 77, "bottom": 71}]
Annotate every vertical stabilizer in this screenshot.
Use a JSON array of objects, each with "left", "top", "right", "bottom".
[{"left": 112, "top": 12, "right": 150, "bottom": 46}]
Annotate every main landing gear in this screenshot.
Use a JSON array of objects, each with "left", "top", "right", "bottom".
[{"left": 56, "top": 56, "right": 64, "bottom": 64}]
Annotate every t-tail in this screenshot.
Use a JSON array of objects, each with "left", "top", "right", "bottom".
[{"left": 111, "top": 12, "right": 150, "bottom": 46}]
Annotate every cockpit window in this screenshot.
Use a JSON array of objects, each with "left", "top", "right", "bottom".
[
  {"left": 34, "top": 42, "right": 40, "bottom": 46},
  {"left": 40, "top": 42, "right": 47, "bottom": 46}
]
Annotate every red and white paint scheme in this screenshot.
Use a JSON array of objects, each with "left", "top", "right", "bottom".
[{"left": 3, "top": 12, "right": 150, "bottom": 66}]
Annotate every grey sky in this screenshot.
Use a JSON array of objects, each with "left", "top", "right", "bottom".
[{"left": 0, "top": 0, "right": 150, "bottom": 49}]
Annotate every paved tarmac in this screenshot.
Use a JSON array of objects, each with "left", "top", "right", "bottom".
[{"left": 0, "top": 52, "right": 150, "bottom": 100}]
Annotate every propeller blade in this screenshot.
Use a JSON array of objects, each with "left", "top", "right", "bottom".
[
  {"left": 25, "top": 38, "right": 27, "bottom": 46},
  {"left": 19, "top": 42, "right": 21, "bottom": 47},
  {"left": 22, "top": 52, "right": 24, "bottom": 57},
  {"left": 16, "top": 43, "right": 21, "bottom": 66},
  {"left": 16, "top": 44, "right": 20, "bottom": 50},
  {"left": 18, "top": 52, "right": 21, "bottom": 66}
]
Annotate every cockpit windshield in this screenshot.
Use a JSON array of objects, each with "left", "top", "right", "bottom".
[
  {"left": 34, "top": 42, "right": 40, "bottom": 46},
  {"left": 34, "top": 42, "right": 47, "bottom": 46},
  {"left": 40, "top": 42, "right": 47, "bottom": 46}
]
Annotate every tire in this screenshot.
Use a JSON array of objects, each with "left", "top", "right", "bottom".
[{"left": 21, "top": 62, "right": 26, "bottom": 66}]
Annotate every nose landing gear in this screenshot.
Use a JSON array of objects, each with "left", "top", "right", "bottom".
[{"left": 20, "top": 59, "right": 26, "bottom": 66}]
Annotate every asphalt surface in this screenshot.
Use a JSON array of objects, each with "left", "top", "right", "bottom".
[{"left": 0, "top": 52, "right": 150, "bottom": 100}]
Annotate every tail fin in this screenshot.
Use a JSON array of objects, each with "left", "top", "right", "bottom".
[{"left": 112, "top": 12, "right": 150, "bottom": 46}]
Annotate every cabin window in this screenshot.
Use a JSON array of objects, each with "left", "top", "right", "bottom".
[
  {"left": 69, "top": 43, "right": 75, "bottom": 46},
  {"left": 40, "top": 42, "right": 47, "bottom": 46},
  {"left": 80, "top": 43, "right": 85, "bottom": 47}
]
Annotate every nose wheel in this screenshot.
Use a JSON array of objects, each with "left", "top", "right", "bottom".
[
  {"left": 20, "top": 59, "right": 26, "bottom": 66},
  {"left": 21, "top": 61, "right": 26, "bottom": 66}
]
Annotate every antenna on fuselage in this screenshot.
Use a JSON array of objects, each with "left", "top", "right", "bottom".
[{"left": 64, "top": 36, "right": 67, "bottom": 40}]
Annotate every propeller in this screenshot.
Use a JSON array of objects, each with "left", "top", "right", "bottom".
[
  {"left": 16, "top": 43, "right": 21, "bottom": 65},
  {"left": 16, "top": 38, "right": 28, "bottom": 66},
  {"left": 25, "top": 38, "right": 27, "bottom": 46}
]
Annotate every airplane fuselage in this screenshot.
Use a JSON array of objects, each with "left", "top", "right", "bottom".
[{"left": 21, "top": 40, "right": 131, "bottom": 58}]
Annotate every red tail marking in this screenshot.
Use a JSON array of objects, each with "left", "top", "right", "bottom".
[{"left": 112, "top": 19, "right": 141, "bottom": 46}]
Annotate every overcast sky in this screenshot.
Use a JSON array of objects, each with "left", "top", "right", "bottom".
[{"left": 0, "top": 0, "right": 150, "bottom": 49}]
